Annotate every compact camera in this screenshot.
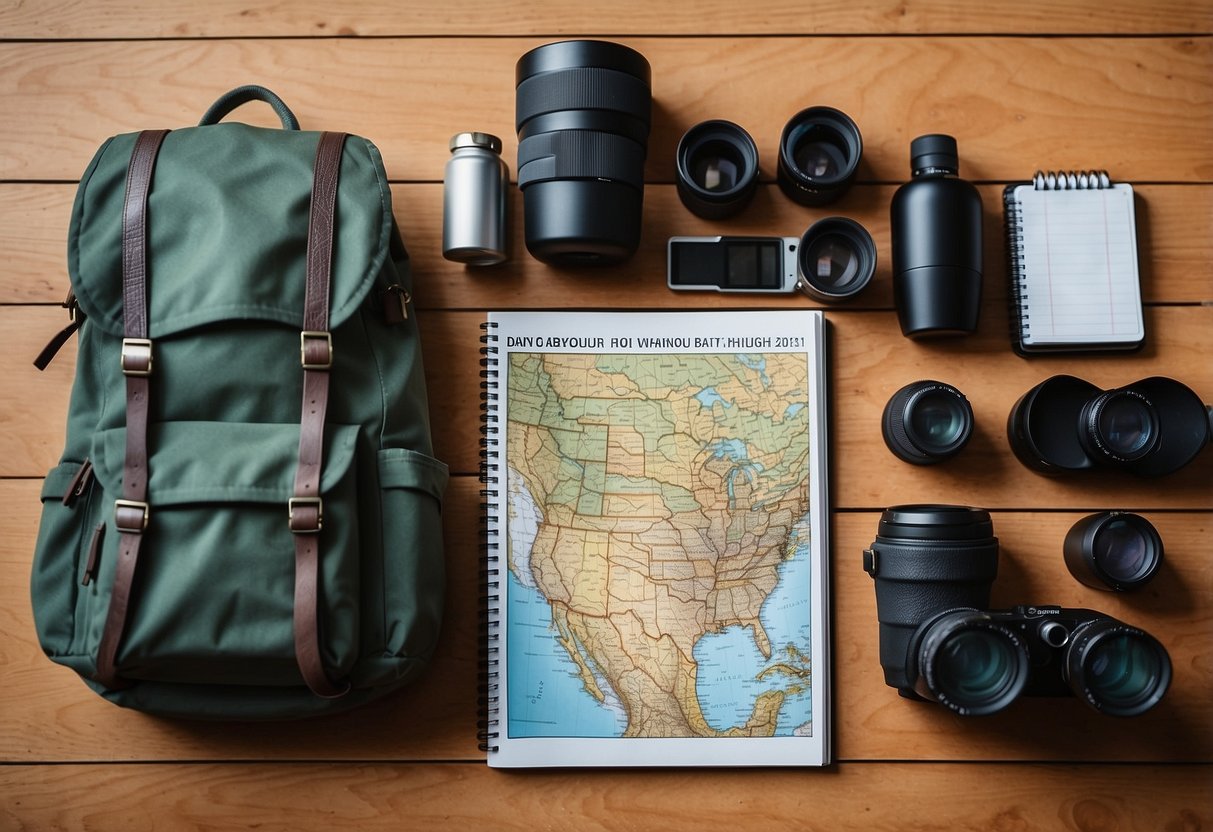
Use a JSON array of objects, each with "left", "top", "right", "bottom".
[{"left": 863, "top": 505, "right": 1171, "bottom": 717}]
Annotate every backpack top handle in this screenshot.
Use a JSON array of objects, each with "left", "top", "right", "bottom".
[{"left": 199, "top": 85, "right": 301, "bottom": 131}]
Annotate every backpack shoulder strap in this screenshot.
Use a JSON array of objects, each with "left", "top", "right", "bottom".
[
  {"left": 95, "top": 128, "right": 169, "bottom": 690},
  {"left": 290, "top": 131, "right": 351, "bottom": 698}
]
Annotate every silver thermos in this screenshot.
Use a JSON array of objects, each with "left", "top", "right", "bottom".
[{"left": 442, "top": 132, "right": 509, "bottom": 265}]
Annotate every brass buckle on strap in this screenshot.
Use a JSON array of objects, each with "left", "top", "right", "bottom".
[
  {"left": 288, "top": 496, "right": 323, "bottom": 534},
  {"left": 114, "top": 499, "right": 150, "bottom": 533},
  {"left": 120, "top": 338, "right": 153, "bottom": 376},
  {"left": 300, "top": 331, "right": 333, "bottom": 370}
]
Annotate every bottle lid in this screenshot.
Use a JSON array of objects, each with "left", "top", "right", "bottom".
[
  {"left": 450, "top": 132, "right": 503, "bottom": 154},
  {"left": 910, "top": 134, "right": 959, "bottom": 175}
]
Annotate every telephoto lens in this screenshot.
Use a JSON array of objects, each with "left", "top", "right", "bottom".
[
  {"left": 675, "top": 120, "right": 760, "bottom": 220},
  {"left": 515, "top": 40, "right": 652, "bottom": 265},
  {"left": 881, "top": 380, "right": 974, "bottom": 464},
  {"left": 777, "top": 107, "right": 862, "bottom": 207},
  {"left": 863, "top": 505, "right": 1000, "bottom": 696},
  {"left": 890, "top": 134, "right": 984, "bottom": 337},
  {"left": 795, "top": 217, "right": 876, "bottom": 302},
  {"left": 1064, "top": 615, "right": 1171, "bottom": 716},
  {"left": 1008, "top": 374, "right": 1212, "bottom": 477},
  {"left": 1064, "top": 512, "right": 1164, "bottom": 591}
]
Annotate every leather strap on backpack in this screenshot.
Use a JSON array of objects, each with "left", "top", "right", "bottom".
[
  {"left": 290, "top": 131, "right": 350, "bottom": 698},
  {"left": 95, "top": 128, "right": 169, "bottom": 690}
]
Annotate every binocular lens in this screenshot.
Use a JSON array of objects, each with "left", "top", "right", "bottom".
[
  {"left": 918, "top": 612, "right": 1028, "bottom": 715},
  {"left": 1064, "top": 511, "right": 1163, "bottom": 591},
  {"left": 675, "top": 120, "right": 760, "bottom": 220},
  {"left": 936, "top": 629, "right": 1022, "bottom": 710},
  {"left": 796, "top": 217, "right": 876, "bottom": 302},
  {"left": 1068, "top": 623, "right": 1171, "bottom": 716},
  {"left": 882, "top": 380, "right": 974, "bottom": 464},
  {"left": 777, "top": 107, "right": 862, "bottom": 206},
  {"left": 1092, "top": 392, "right": 1157, "bottom": 458}
]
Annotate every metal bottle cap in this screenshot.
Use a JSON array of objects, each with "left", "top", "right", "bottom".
[{"left": 450, "top": 132, "right": 503, "bottom": 154}]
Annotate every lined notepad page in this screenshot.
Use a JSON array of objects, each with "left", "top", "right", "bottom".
[{"left": 1014, "top": 183, "right": 1143, "bottom": 347}]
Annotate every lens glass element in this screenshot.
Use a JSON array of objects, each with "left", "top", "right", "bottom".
[
  {"left": 1097, "top": 394, "right": 1155, "bottom": 456},
  {"left": 805, "top": 234, "right": 859, "bottom": 288},
  {"left": 792, "top": 127, "right": 848, "bottom": 180},
  {"left": 910, "top": 389, "right": 967, "bottom": 447},
  {"left": 690, "top": 140, "right": 742, "bottom": 192},
  {"left": 936, "top": 629, "right": 1019, "bottom": 705},
  {"left": 1092, "top": 520, "right": 1149, "bottom": 582},
  {"left": 1085, "top": 633, "right": 1165, "bottom": 710}
]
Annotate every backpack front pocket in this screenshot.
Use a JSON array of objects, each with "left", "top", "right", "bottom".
[{"left": 84, "top": 420, "right": 363, "bottom": 687}]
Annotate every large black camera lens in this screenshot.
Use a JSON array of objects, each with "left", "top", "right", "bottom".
[
  {"left": 1008, "top": 375, "right": 1211, "bottom": 477},
  {"left": 1080, "top": 390, "right": 1159, "bottom": 463},
  {"left": 777, "top": 107, "right": 862, "bottom": 206},
  {"left": 882, "top": 380, "right": 974, "bottom": 464},
  {"left": 1065, "top": 619, "right": 1171, "bottom": 716},
  {"left": 864, "top": 506, "right": 999, "bottom": 695},
  {"left": 515, "top": 40, "right": 652, "bottom": 265},
  {"left": 795, "top": 217, "right": 876, "bottom": 302},
  {"left": 676, "top": 120, "right": 759, "bottom": 220},
  {"left": 1064, "top": 512, "right": 1163, "bottom": 591},
  {"left": 915, "top": 610, "right": 1029, "bottom": 715}
]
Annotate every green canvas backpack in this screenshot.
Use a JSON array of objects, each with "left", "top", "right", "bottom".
[{"left": 30, "top": 86, "right": 448, "bottom": 719}]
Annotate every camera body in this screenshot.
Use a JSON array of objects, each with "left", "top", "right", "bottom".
[{"left": 865, "top": 506, "right": 1171, "bottom": 717}]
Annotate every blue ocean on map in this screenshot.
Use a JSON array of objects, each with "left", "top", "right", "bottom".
[{"left": 693, "top": 526, "right": 813, "bottom": 736}]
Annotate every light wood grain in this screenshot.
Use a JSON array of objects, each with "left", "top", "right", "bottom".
[
  {"left": 1, "top": 761, "right": 1209, "bottom": 831},
  {"left": 3, "top": 0, "right": 1211, "bottom": 38},
  {"left": 1, "top": 38, "right": 1210, "bottom": 182},
  {"left": 5, "top": 470, "right": 1209, "bottom": 763},
  {"left": 3, "top": 183, "right": 1210, "bottom": 308},
  {"left": 7, "top": 306, "right": 1210, "bottom": 505}
]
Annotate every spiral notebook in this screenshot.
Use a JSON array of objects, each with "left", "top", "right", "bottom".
[
  {"left": 1004, "top": 171, "right": 1144, "bottom": 354},
  {"left": 479, "top": 310, "right": 831, "bottom": 768}
]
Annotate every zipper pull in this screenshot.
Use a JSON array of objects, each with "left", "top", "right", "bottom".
[
  {"left": 81, "top": 522, "right": 105, "bottom": 586},
  {"left": 382, "top": 285, "right": 410, "bottom": 324},
  {"left": 61, "top": 458, "right": 94, "bottom": 507},
  {"left": 34, "top": 290, "right": 84, "bottom": 371}
]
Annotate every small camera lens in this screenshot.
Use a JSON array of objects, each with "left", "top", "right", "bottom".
[
  {"left": 1064, "top": 511, "right": 1163, "bottom": 591},
  {"left": 1081, "top": 390, "right": 1159, "bottom": 463},
  {"left": 882, "top": 380, "right": 974, "bottom": 465},
  {"left": 795, "top": 217, "right": 876, "bottom": 302},
  {"left": 916, "top": 611, "right": 1029, "bottom": 715},
  {"left": 777, "top": 107, "right": 862, "bottom": 206},
  {"left": 1066, "top": 621, "right": 1171, "bottom": 716},
  {"left": 675, "top": 120, "right": 760, "bottom": 220}
]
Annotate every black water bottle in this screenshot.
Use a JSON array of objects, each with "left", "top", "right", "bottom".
[{"left": 891, "top": 134, "right": 983, "bottom": 337}]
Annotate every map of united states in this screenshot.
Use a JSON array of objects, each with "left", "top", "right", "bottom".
[{"left": 505, "top": 352, "right": 813, "bottom": 739}]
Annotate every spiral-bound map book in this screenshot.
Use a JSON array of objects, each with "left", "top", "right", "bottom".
[
  {"left": 1004, "top": 170, "right": 1144, "bottom": 354},
  {"left": 479, "top": 310, "right": 831, "bottom": 768}
]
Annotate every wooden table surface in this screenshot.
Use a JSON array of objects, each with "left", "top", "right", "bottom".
[{"left": 2, "top": 1, "right": 1211, "bottom": 829}]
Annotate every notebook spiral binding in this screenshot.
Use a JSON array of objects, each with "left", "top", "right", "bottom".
[
  {"left": 1003, "top": 186, "right": 1029, "bottom": 342},
  {"left": 478, "top": 321, "right": 501, "bottom": 753},
  {"left": 1032, "top": 170, "right": 1111, "bottom": 190}
]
